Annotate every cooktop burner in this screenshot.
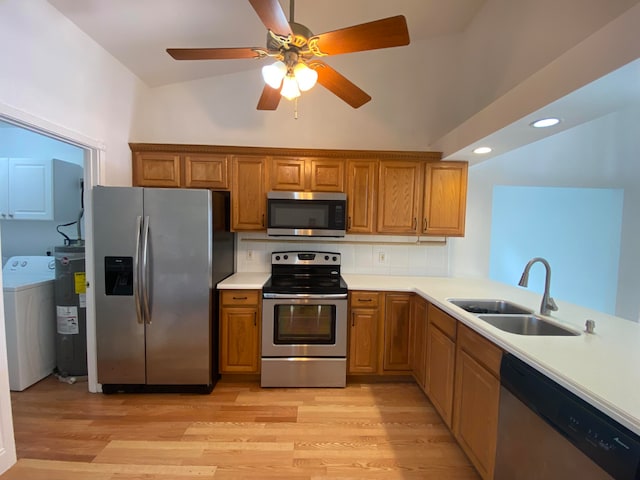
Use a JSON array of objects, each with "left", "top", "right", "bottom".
[{"left": 262, "top": 251, "right": 348, "bottom": 296}]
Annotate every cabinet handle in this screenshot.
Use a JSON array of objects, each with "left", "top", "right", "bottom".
[
  {"left": 233, "top": 296, "right": 248, "bottom": 300},
  {"left": 357, "top": 298, "right": 373, "bottom": 302},
  {"left": 261, "top": 214, "right": 265, "bottom": 227},
  {"left": 423, "top": 218, "right": 427, "bottom": 231},
  {"left": 348, "top": 216, "right": 352, "bottom": 229},
  {"left": 351, "top": 312, "right": 355, "bottom": 327},
  {"left": 254, "top": 312, "right": 257, "bottom": 326},
  {"left": 413, "top": 217, "right": 417, "bottom": 230}
]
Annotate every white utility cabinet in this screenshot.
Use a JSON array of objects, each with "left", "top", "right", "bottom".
[{"left": 0, "top": 158, "right": 82, "bottom": 222}]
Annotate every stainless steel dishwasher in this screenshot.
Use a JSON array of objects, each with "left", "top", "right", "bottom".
[{"left": 495, "top": 354, "right": 640, "bottom": 480}]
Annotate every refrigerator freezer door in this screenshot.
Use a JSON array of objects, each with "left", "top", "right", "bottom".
[
  {"left": 143, "top": 188, "right": 212, "bottom": 385},
  {"left": 94, "top": 186, "right": 146, "bottom": 384}
]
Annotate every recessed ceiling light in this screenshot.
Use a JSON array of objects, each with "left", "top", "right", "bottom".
[
  {"left": 531, "top": 117, "right": 561, "bottom": 128},
  {"left": 473, "top": 146, "right": 492, "bottom": 154}
]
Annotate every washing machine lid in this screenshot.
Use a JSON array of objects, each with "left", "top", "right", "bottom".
[{"left": 2, "top": 256, "right": 55, "bottom": 291}]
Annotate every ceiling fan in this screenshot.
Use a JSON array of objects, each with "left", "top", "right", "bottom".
[{"left": 166, "top": 0, "right": 410, "bottom": 110}]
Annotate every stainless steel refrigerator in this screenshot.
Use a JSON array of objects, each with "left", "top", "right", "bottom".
[{"left": 93, "top": 186, "right": 235, "bottom": 393}]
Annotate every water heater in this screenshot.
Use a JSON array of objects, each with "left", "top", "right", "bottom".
[{"left": 54, "top": 244, "right": 87, "bottom": 376}]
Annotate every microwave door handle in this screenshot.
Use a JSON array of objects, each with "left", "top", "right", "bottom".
[{"left": 133, "top": 216, "right": 143, "bottom": 324}]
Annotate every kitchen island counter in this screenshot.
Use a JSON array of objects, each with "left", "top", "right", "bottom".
[{"left": 218, "top": 273, "right": 640, "bottom": 436}]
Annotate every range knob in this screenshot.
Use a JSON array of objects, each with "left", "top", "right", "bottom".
[
  {"left": 332, "top": 256, "right": 337, "bottom": 262},
  {"left": 275, "top": 255, "right": 281, "bottom": 261},
  {"left": 283, "top": 255, "right": 289, "bottom": 260},
  {"left": 324, "top": 255, "right": 330, "bottom": 261}
]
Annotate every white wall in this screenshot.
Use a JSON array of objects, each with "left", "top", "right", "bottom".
[
  {"left": 450, "top": 107, "right": 640, "bottom": 321},
  {"left": 0, "top": 0, "right": 144, "bottom": 186}
]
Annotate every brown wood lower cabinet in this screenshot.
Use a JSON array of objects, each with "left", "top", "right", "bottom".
[
  {"left": 425, "top": 304, "right": 457, "bottom": 427},
  {"left": 383, "top": 293, "right": 413, "bottom": 371},
  {"left": 453, "top": 323, "right": 503, "bottom": 480},
  {"left": 348, "top": 291, "right": 382, "bottom": 374},
  {"left": 410, "top": 295, "right": 428, "bottom": 388},
  {"left": 219, "top": 290, "right": 261, "bottom": 374}
]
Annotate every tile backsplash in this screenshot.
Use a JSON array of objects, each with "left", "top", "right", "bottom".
[{"left": 235, "top": 233, "right": 449, "bottom": 276}]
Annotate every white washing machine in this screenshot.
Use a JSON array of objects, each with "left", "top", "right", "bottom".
[{"left": 2, "top": 256, "right": 56, "bottom": 391}]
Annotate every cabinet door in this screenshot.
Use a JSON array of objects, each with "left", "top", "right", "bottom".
[
  {"left": 8, "top": 158, "right": 53, "bottom": 220},
  {"left": 231, "top": 156, "right": 267, "bottom": 231},
  {"left": 422, "top": 161, "right": 468, "bottom": 236},
  {"left": 425, "top": 324, "right": 456, "bottom": 427},
  {"left": 377, "top": 160, "right": 422, "bottom": 234},
  {"left": 383, "top": 293, "right": 412, "bottom": 371},
  {"left": 184, "top": 154, "right": 229, "bottom": 189},
  {"left": 411, "top": 296, "right": 428, "bottom": 389},
  {"left": 0, "top": 158, "right": 9, "bottom": 219},
  {"left": 270, "top": 157, "right": 306, "bottom": 191},
  {"left": 309, "top": 158, "right": 344, "bottom": 192},
  {"left": 346, "top": 159, "right": 377, "bottom": 233},
  {"left": 348, "top": 307, "right": 379, "bottom": 373},
  {"left": 219, "top": 306, "right": 260, "bottom": 373},
  {"left": 453, "top": 349, "right": 500, "bottom": 480},
  {"left": 133, "top": 152, "right": 181, "bottom": 187}
]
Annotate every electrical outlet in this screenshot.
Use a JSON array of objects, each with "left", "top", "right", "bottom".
[
  {"left": 377, "top": 251, "right": 386, "bottom": 264},
  {"left": 246, "top": 250, "right": 254, "bottom": 261}
]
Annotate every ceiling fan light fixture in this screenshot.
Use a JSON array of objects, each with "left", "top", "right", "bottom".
[
  {"left": 293, "top": 62, "right": 318, "bottom": 91},
  {"left": 281, "top": 75, "right": 301, "bottom": 100},
  {"left": 262, "top": 60, "right": 287, "bottom": 89}
]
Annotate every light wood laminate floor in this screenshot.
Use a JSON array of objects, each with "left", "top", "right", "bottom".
[{"left": 2, "top": 376, "right": 479, "bottom": 479}]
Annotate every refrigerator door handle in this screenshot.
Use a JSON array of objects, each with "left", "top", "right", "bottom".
[
  {"left": 141, "top": 215, "right": 152, "bottom": 324},
  {"left": 134, "top": 215, "right": 144, "bottom": 324}
]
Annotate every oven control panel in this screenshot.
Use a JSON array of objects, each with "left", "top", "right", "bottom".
[{"left": 271, "top": 251, "right": 340, "bottom": 266}]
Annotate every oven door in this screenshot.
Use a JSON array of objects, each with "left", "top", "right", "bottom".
[{"left": 262, "top": 296, "right": 347, "bottom": 358}]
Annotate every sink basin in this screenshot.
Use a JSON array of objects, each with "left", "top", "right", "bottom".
[
  {"left": 477, "top": 314, "right": 580, "bottom": 336},
  {"left": 448, "top": 298, "right": 533, "bottom": 315}
]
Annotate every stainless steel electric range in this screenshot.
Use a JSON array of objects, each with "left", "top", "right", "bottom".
[{"left": 261, "top": 251, "right": 348, "bottom": 387}]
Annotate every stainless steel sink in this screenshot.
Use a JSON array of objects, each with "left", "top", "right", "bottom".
[
  {"left": 448, "top": 298, "right": 533, "bottom": 315},
  {"left": 477, "top": 314, "right": 580, "bottom": 336}
]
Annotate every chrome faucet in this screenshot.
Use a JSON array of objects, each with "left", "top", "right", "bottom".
[{"left": 518, "top": 257, "right": 558, "bottom": 316}]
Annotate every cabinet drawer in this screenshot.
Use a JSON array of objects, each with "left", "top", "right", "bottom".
[
  {"left": 458, "top": 324, "right": 502, "bottom": 378},
  {"left": 221, "top": 290, "right": 260, "bottom": 306},
  {"left": 350, "top": 291, "right": 380, "bottom": 307},
  {"left": 428, "top": 304, "right": 457, "bottom": 340}
]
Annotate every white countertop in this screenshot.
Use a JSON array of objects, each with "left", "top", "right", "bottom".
[{"left": 218, "top": 272, "right": 640, "bottom": 436}]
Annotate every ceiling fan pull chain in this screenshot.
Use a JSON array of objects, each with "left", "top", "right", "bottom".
[{"left": 294, "top": 97, "right": 298, "bottom": 120}]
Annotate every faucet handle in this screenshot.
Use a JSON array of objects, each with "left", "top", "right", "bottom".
[{"left": 547, "top": 297, "right": 558, "bottom": 312}]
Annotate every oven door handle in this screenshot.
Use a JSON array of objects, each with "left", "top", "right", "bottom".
[{"left": 262, "top": 293, "right": 348, "bottom": 300}]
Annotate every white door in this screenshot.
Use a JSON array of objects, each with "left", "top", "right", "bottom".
[
  {"left": 0, "top": 226, "right": 18, "bottom": 473},
  {"left": 8, "top": 158, "right": 52, "bottom": 220}
]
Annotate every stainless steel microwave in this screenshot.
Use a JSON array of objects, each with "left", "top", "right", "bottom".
[{"left": 267, "top": 191, "right": 347, "bottom": 237}]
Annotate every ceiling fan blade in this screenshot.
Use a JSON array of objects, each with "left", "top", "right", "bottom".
[
  {"left": 257, "top": 84, "right": 281, "bottom": 110},
  {"left": 248, "top": 0, "right": 293, "bottom": 36},
  {"left": 167, "top": 47, "right": 261, "bottom": 60},
  {"left": 313, "top": 62, "right": 371, "bottom": 109},
  {"left": 309, "top": 15, "right": 410, "bottom": 56}
]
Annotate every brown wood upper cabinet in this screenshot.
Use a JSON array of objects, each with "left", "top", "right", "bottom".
[
  {"left": 184, "top": 154, "right": 229, "bottom": 189},
  {"left": 231, "top": 156, "right": 267, "bottom": 231},
  {"left": 346, "top": 159, "right": 377, "bottom": 233},
  {"left": 269, "top": 157, "right": 344, "bottom": 192},
  {"left": 377, "top": 160, "right": 423, "bottom": 234},
  {"left": 133, "top": 152, "right": 182, "bottom": 187},
  {"left": 422, "top": 161, "right": 468, "bottom": 236},
  {"left": 133, "top": 151, "right": 229, "bottom": 189}
]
